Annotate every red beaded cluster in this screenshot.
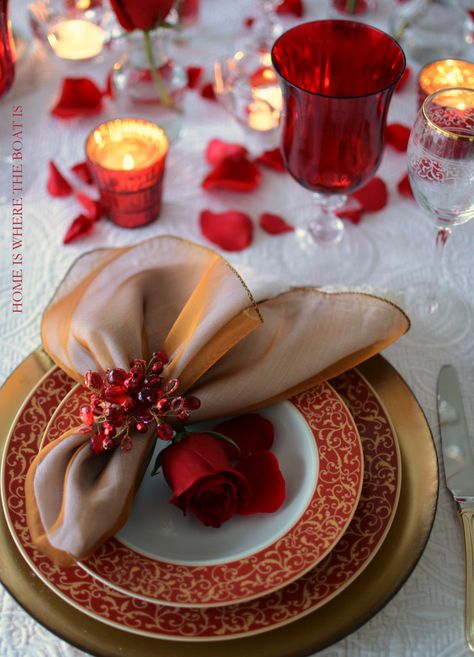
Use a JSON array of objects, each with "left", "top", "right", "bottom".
[{"left": 79, "top": 352, "right": 201, "bottom": 454}]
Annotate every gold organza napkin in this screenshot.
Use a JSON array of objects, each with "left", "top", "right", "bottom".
[{"left": 25, "top": 236, "right": 409, "bottom": 566}]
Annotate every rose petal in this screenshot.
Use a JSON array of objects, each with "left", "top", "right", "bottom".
[
  {"left": 63, "top": 214, "right": 95, "bottom": 244},
  {"left": 70, "top": 161, "right": 94, "bottom": 185},
  {"left": 214, "top": 414, "right": 275, "bottom": 459},
  {"left": 386, "top": 123, "right": 411, "bottom": 152},
  {"left": 276, "top": 0, "right": 304, "bottom": 17},
  {"left": 397, "top": 172, "right": 414, "bottom": 198},
  {"left": 186, "top": 66, "right": 204, "bottom": 90},
  {"left": 103, "top": 70, "right": 115, "bottom": 98},
  {"left": 202, "top": 155, "right": 261, "bottom": 192},
  {"left": 337, "top": 208, "right": 363, "bottom": 224},
  {"left": 200, "top": 82, "right": 217, "bottom": 102},
  {"left": 255, "top": 148, "right": 286, "bottom": 173},
  {"left": 352, "top": 176, "right": 388, "bottom": 212},
  {"left": 47, "top": 161, "right": 72, "bottom": 197},
  {"left": 260, "top": 212, "right": 294, "bottom": 234},
  {"left": 51, "top": 77, "right": 104, "bottom": 119},
  {"left": 244, "top": 16, "right": 254, "bottom": 28},
  {"left": 236, "top": 451, "right": 286, "bottom": 514},
  {"left": 76, "top": 193, "right": 103, "bottom": 221},
  {"left": 205, "top": 138, "right": 248, "bottom": 167},
  {"left": 200, "top": 210, "right": 253, "bottom": 251}
]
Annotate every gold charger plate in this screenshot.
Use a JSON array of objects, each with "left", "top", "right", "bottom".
[{"left": 0, "top": 349, "right": 438, "bottom": 657}]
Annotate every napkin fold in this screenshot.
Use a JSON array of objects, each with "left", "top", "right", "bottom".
[{"left": 26, "top": 236, "right": 409, "bottom": 566}]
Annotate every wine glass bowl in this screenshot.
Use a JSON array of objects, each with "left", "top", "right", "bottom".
[
  {"left": 407, "top": 87, "right": 474, "bottom": 315},
  {"left": 271, "top": 20, "right": 405, "bottom": 246}
]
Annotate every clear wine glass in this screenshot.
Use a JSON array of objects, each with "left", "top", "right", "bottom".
[
  {"left": 407, "top": 87, "right": 474, "bottom": 316},
  {"left": 271, "top": 21, "right": 405, "bottom": 248}
]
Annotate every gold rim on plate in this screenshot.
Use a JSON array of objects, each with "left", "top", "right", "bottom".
[{"left": 0, "top": 349, "right": 438, "bottom": 657}]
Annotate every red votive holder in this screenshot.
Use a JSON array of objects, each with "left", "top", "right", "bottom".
[
  {"left": 418, "top": 59, "right": 474, "bottom": 108},
  {"left": 85, "top": 118, "right": 169, "bottom": 228}
]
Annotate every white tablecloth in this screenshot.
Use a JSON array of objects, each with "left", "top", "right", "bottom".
[{"left": 1, "top": 1, "right": 474, "bottom": 655}]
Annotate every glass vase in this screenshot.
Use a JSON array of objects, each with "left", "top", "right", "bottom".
[
  {"left": 0, "top": 0, "right": 15, "bottom": 99},
  {"left": 112, "top": 28, "right": 186, "bottom": 141},
  {"left": 388, "top": 0, "right": 473, "bottom": 65}
]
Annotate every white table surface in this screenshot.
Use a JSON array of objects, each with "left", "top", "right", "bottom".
[{"left": 1, "top": 1, "right": 474, "bottom": 655}]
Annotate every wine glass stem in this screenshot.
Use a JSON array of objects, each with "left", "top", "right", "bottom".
[{"left": 428, "top": 226, "right": 452, "bottom": 314}]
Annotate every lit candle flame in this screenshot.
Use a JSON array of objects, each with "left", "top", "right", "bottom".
[{"left": 122, "top": 154, "right": 135, "bottom": 171}]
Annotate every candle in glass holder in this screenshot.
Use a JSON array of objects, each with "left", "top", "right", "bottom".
[
  {"left": 47, "top": 19, "right": 104, "bottom": 60},
  {"left": 418, "top": 59, "right": 474, "bottom": 107},
  {"left": 247, "top": 66, "right": 282, "bottom": 132},
  {"left": 86, "top": 119, "right": 169, "bottom": 228}
]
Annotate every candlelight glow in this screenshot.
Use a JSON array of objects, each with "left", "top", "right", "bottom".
[
  {"left": 48, "top": 19, "right": 104, "bottom": 60},
  {"left": 122, "top": 154, "right": 135, "bottom": 170},
  {"left": 419, "top": 59, "right": 474, "bottom": 101}
]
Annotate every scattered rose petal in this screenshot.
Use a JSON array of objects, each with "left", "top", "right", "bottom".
[
  {"left": 103, "top": 70, "right": 115, "bottom": 98},
  {"left": 205, "top": 138, "right": 248, "bottom": 166},
  {"left": 236, "top": 451, "right": 286, "bottom": 514},
  {"left": 260, "top": 212, "right": 294, "bottom": 234},
  {"left": 186, "top": 66, "right": 204, "bottom": 89},
  {"left": 47, "top": 160, "right": 72, "bottom": 197},
  {"left": 244, "top": 16, "right": 254, "bottom": 28},
  {"left": 70, "top": 161, "right": 93, "bottom": 185},
  {"left": 255, "top": 148, "right": 286, "bottom": 173},
  {"left": 276, "top": 0, "right": 304, "bottom": 17},
  {"left": 202, "top": 155, "right": 262, "bottom": 192},
  {"left": 386, "top": 123, "right": 411, "bottom": 152},
  {"left": 337, "top": 208, "right": 363, "bottom": 224},
  {"left": 398, "top": 172, "right": 414, "bottom": 198},
  {"left": 337, "top": 177, "right": 388, "bottom": 224},
  {"left": 396, "top": 66, "right": 411, "bottom": 92},
  {"left": 352, "top": 176, "right": 388, "bottom": 212},
  {"left": 200, "top": 209, "right": 253, "bottom": 251},
  {"left": 200, "top": 82, "right": 217, "bottom": 102},
  {"left": 51, "top": 77, "right": 104, "bottom": 119},
  {"left": 76, "top": 192, "right": 103, "bottom": 221},
  {"left": 63, "top": 214, "right": 95, "bottom": 244},
  {"left": 214, "top": 414, "right": 275, "bottom": 459}
]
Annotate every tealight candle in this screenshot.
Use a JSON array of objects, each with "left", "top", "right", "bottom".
[
  {"left": 418, "top": 59, "right": 474, "bottom": 108},
  {"left": 248, "top": 84, "right": 283, "bottom": 132},
  {"left": 48, "top": 19, "right": 104, "bottom": 60},
  {"left": 247, "top": 66, "right": 282, "bottom": 132},
  {"left": 86, "top": 119, "right": 169, "bottom": 228}
]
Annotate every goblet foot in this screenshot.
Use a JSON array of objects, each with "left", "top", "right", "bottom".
[
  {"left": 282, "top": 216, "right": 377, "bottom": 286},
  {"left": 402, "top": 282, "right": 473, "bottom": 345},
  {"left": 307, "top": 216, "right": 344, "bottom": 245}
]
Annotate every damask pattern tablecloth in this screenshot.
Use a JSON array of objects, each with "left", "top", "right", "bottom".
[{"left": 1, "top": 1, "right": 474, "bottom": 656}]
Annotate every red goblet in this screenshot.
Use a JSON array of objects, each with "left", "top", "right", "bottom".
[{"left": 272, "top": 20, "right": 405, "bottom": 247}]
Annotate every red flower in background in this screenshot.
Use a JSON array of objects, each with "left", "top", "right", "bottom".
[{"left": 110, "top": 0, "right": 174, "bottom": 32}]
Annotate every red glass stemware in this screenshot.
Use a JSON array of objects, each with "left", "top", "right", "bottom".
[
  {"left": 0, "top": 0, "right": 15, "bottom": 99},
  {"left": 272, "top": 20, "right": 405, "bottom": 245}
]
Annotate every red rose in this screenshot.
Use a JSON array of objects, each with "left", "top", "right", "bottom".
[
  {"left": 110, "top": 0, "right": 175, "bottom": 32},
  {"left": 161, "top": 433, "right": 252, "bottom": 527},
  {"left": 160, "top": 415, "right": 286, "bottom": 527}
]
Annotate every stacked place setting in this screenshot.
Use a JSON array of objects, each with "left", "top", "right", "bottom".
[{"left": 0, "top": 236, "right": 438, "bottom": 656}]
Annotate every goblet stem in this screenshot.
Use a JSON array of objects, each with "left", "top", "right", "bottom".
[
  {"left": 427, "top": 226, "right": 452, "bottom": 314},
  {"left": 308, "top": 192, "right": 346, "bottom": 245}
]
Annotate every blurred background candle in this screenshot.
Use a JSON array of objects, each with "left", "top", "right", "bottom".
[
  {"left": 418, "top": 59, "right": 474, "bottom": 107},
  {"left": 86, "top": 118, "right": 169, "bottom": 228},
  {"left": 215, "top": 52, "right": 282, "bottom": 134},
  {"left": 47, "top": 18, "right": 104, "bottom": 59}
]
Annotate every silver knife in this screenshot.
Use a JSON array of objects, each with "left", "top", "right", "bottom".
[{"left": 438, "top": 365, "right": 474, "bottom": 653}]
